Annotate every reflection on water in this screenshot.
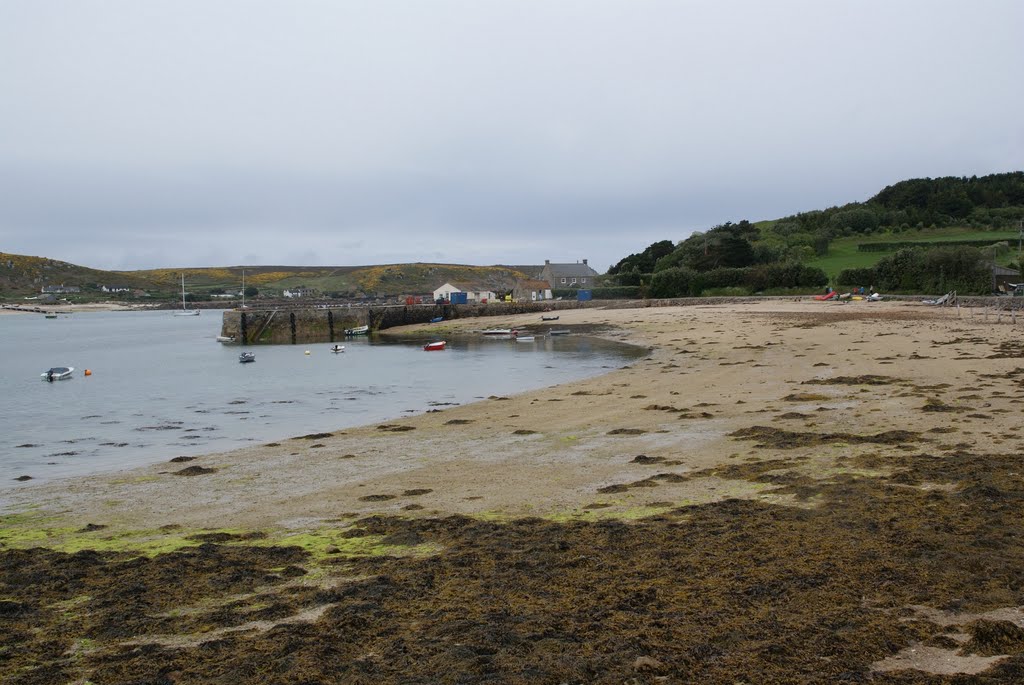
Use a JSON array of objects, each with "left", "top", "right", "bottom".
[{"left": 0, "top": 310, "right": 644, "bottom": 488}]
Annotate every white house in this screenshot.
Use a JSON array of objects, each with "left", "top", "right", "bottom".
[{"left": 432, "top": 282, "right": 498, "bottom": 303}]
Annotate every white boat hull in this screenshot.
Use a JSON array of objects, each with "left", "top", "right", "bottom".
[{"left": 41, "top": 366, "right": 74, "bottom": 381}]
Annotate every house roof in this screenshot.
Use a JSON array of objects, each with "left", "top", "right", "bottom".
[
  {"left": 543, "top": 262, "right": 599, "bottom": 278},
  {"left": 516, "top": 279, "right": 552, "bottom": 290},
  {"left": 442, "top": 281, "right": 497, "bottom": 293},
  {"left": 992, "top": 265, "right": 1020, "bottom": 277}
]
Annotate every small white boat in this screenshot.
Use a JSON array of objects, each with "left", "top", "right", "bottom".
[
  {"left": 238, "top": 352, "right": 255, "bottom": 363},
  {"left": 344, "top": 325, "right": 369, "bottom": 336},
  {"left": 216, "top": 335, "right": 235, "bottom": 343},
  {"left": 423, "top": 341, "right": 446, "bottom": 351},
  {"left": 331, "top": 344, "right": 345, "bottom": 353},
  {"left": 481, "top": 328, "right": 512, "bottom": 336},
  {"left": 41, "top": 366, "right": 74, "bottom": 381},
  {"left": 515, "top": 336, "right": 536, "bottom": 342},
  {"left": 549, "top": 329, "right": 570, "bottom": 336}
]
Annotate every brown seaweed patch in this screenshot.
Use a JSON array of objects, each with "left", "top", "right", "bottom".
[
  {"left": 607, "top": 428, "right": 646, "bottom": 435},
  {"left": 631, "top": 455, "right": 665, "bottom": 464},
  {"left": 444, "top": 419, "right": 473, "bottom": 425},
  {"left": 644, "top": 404, "right": 683, "bottom": 412},
  {"left": 922, "top": 398, "right": 972, "bottom": 413},
  {"left": 401, "top": 489, "right": 433, "bottom": 497},
  {"left": 962, "top": 620, "right": 1024, "bottom": 656},
  {"left": 293, "top": 432, "right": 333, "bottom": 440},
  {"left": 376, "top": 425, "right": 416, "bottom": 432},
  {"left": 188, "top": 531, "right": 268, "bottom": 543},
  {"left": 729, "top": 425, "right": 920, "bottom": 449},
  {"left": 804, "top": 375, "right": 903, "bottom": 386},
  {"left": 173, "top": 465, "right": 217, "bottom": 476},
  {"left": 782, "top": 393, "right": 830, "bottom": 402},
  {"left": 169, "top": 456, "right": 196, "bottom": 463},
  {"left": 512, "top": 429, "right": 537, "bottom": 435},
  {"left": 359, "top": 494, "right": 397, "bottom": 502}
]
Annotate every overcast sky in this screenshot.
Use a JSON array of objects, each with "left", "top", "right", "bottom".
[{"left": 1, "top": 1, "right": 1021, "bottom": 273}]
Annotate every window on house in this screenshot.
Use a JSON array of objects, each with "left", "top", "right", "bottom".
[
  {"left": 581, "top": 278, "right": 586, "bottom": 283},
  {"left": 571, "top": 278, "right": 577, "bottom": 284},
  {"left": 561, "top": 278, "right": 566, "bottom": 283}
]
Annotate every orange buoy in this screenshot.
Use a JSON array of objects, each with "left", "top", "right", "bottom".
[{"left": 84, "top": 369, "right": 92, "bottom": 376}]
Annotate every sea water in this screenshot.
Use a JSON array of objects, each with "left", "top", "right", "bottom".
[{"left": 0, "top": 310, "right": 644, "bottom": 489}]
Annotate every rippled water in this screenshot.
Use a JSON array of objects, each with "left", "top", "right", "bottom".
[{"left": 0, "top": 310, "right": 644, "bottom": 489}]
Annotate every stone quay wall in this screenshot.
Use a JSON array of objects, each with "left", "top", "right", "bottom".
[{"left": 220, "top": 300, "right": 593, "bottom": 345}]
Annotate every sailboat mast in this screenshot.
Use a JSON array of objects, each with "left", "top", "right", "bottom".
[{"left": 242, "top": 269, "right": 246, "bottom": 308}]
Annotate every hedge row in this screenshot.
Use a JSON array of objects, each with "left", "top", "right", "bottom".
[
  {"left": 649, "top": 263, "right": 827, "bottom": 298},
  {"left": 550, "top": 286, "right": 643, "bottom": 300},
  {"left": 857, "top": 239, "right": 1009, "bottom": 252}
]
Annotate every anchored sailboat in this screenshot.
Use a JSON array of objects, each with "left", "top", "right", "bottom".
[{"left": 175, "top": 273, "right": 200, "bottom": 316}]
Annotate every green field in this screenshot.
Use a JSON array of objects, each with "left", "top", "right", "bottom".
[{"left": 806, "top": 228, "right": 1022, "bottom": 279}]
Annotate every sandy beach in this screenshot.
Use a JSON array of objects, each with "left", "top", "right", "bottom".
[{"left": 4, "top": 298, "right": 1024, "bottom": 683}]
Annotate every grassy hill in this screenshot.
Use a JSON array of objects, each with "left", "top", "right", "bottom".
[
  {"left": 806, "top": 228, "right": 1022, "bottom": 279},
  {"left": 0, "top": 253, "right": 535, "bottom": 303}
]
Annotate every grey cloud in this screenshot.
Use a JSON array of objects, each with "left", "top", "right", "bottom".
[{"left": 0, "top": 0, "right": 1021, "bottom": 272}]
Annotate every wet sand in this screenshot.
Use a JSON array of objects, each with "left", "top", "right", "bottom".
[{"left": 4, "top": 299, "right": 1024, "bottom": 684}]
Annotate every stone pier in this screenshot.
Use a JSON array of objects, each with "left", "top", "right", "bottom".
[{"left": 220, "top": 301, "right": 591, "bottom": 345}]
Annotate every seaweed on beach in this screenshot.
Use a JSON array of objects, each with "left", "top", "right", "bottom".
[
  {"left": 8, "top": 446, "right": 1024, "bottom": 684},
  {"left": 728, "top": 425, "right": 921, "bottom": 449}
]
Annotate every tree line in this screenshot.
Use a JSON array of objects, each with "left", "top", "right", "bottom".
[{"left": 607, "top": 172, "right": 1024, "bottom": 297}]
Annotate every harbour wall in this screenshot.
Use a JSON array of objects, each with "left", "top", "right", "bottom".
[{"left": 220, "top": 300, "right": 592, "bottom": 345}]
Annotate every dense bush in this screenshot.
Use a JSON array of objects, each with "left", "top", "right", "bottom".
[
  {"left": 868, "top": 247, "right": 991, "bottom": 294},
  {"left": 836, "top": 268, "right": 878, "bottom": 289},
  {"left": 649, "top": 267, "right": 703, "bottom": 298},
  {"left": 588, "top": 286, "right": 643, "bottom": 299}
]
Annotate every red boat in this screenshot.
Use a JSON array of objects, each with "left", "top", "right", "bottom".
[{"left": 423, "top": 341, "right": 446, "bottom": 351}]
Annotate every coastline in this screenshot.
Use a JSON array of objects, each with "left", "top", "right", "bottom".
[
  {"left": 0, "top": 302, "right": 147, "bottom": 315},
  {"left": 2, "top": 298, "right": 1010, "bottom": 528},
  {"left": 5, "top": 299, "right": 1024, "bottom": 682}
]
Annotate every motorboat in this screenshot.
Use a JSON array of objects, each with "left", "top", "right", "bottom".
[
  {"left": 423, "top": 341, "right": 446, "bottom": 351},
  {"left": 238, "top": 352, "right": 255, "bottom": 363},
  {"left": 429, "top": 316, "right": 444, "bottom": 323},
  {"left": 541, "top": 315, "right": 559, "bottom": 321},
  {"left": 344, "top": 325, "right": 370, "bottom": 336},
  {"left": 515, "top": 336, "right": 536, "bottom": 342},
  {"left": 331, "top": 344, "right": 345, "bottom": 353},
  {"left": 216, "top": 335, "right": 235, "bottom": 343},
  {"left": 41, "top": 366, "right": 74, "bottom": 381},
  {"left": 548, "top": 329, "right": 570, "bottom": 336},
  {"left": 481, "top": 328, "right": 512, "bottom": 336}
]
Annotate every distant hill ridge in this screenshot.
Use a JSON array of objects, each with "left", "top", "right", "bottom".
[{"left": 0, "top": 255, "right": 537, "bottom": 301}]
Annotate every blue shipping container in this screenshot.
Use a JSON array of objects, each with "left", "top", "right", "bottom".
[
  {"left": 577, "top": 289, "right": 592, "bottom": 301},
  {"left": 450, "top": 292, "right": 468, "bottom": 304}
]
